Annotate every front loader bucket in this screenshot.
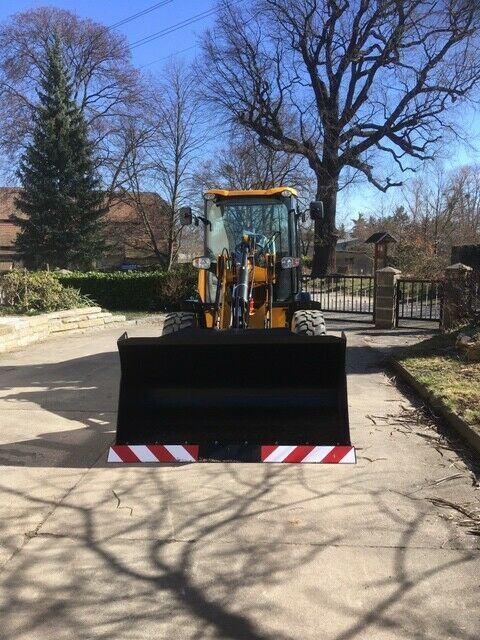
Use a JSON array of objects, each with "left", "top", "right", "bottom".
[{"left": 110, "top": 329, "right": 354, "bottom": 463}]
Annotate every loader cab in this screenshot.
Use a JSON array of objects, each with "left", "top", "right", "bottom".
[{"left": 202, "top": 187, "right": 301, "bottom": 304}]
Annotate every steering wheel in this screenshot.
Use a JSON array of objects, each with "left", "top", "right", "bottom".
[{"left": 256, "top": 231, "right": 279, "bottom": 258}]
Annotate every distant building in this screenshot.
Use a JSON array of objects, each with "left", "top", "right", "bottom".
[
  {"left": 0, "top": 188, "right": 170, "bottom": 270},
  {"left": 335, "top": 237, "right": 373, "bottom": 275}
]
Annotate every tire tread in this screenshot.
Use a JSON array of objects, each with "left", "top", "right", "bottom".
[
  {"left": 162, "top": 312, "right": 197, "bottom": 335},
  {"left": 291, "top": 309, "right": 326, "bottom": 336}
]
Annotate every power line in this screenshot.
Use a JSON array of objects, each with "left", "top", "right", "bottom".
[
  {"left": 140, "top": 44, "right": 198, "bottom": 68},
  {"left": 108, "top": 0, "right": 175, "bottom": 30},
  {"left": 135, "top": 2, "right": 241, "bottom": 68},
  {"left": 130, "top": 7, "right": 217, "bottom": 50}
]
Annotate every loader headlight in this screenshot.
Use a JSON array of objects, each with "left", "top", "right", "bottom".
[
  {"left": 192, "top": 256, "right": 212, "bottom": 269},
  {"left": 281, "top": 256, "right": 300, "bottom": 269},
  {"left": 204, "top": 192, "right": 216, "bottom": 201}
]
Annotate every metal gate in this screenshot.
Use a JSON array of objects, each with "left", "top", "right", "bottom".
[
  {"left": 302, "top": 275, "right": 374, "bottom": 317},
  {"left": 395, "top": 279, "right": 443, "bottom": 325}
]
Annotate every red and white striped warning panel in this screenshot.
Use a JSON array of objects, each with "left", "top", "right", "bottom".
[
  {"left": 260, "top": 445, "right": 356, "bottom": 463},
  {"left": 108, "top": 444, "right": 355, "bottom": 463},
  {"left": 108, "top": 444, "right": 199, "bottom": 463}
]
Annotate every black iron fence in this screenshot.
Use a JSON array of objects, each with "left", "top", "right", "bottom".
[
  {"left": 395, "top": 279, "right": 443, "bottom": 324},
  {"left": 302, "top": 274, "right": 374, "bottom": 315}
]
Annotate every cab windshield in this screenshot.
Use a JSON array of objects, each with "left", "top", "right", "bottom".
[{"left": 206, "top": 199, "right": 291, "bottom": 262}]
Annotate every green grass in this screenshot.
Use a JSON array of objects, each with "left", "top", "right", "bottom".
[
  {"left": 396, "top": 325, "right": 480, "bottom": 432},
  {"left": 111, "top": 310, "right": 164, "bottom": 320}
]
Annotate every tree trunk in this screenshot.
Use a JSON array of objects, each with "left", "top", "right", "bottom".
[
  {"left": 167, "top": 220, "right": 176, "bottom": 271},
  {"left": 311, "top": 176, "right": 339, "bottom": 277}
]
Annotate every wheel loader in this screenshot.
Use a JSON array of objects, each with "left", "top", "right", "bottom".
[{"left": 108, "top": 187, "right": 355, "bottom": 464}]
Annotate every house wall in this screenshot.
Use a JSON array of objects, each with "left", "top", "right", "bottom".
[{"left": 335, "top": 251, "right": 373, "bottom": 275}]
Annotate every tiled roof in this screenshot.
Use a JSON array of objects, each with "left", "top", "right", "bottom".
[
  {"left": 0, "top": 188, "right": 168, "bottom": 249},
  {"left": 365, "top": 231, "right": 398, "bottom": 244}
]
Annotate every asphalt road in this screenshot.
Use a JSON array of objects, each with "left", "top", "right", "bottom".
[{"left": 0, "top": 318, "right": 478, "bottom": 640}]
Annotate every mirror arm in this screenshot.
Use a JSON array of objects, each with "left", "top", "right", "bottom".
[
  {"left": 196, "top": 215, "right": 212, "bottom": 229},
  {"left": 294, "top": 208, "right": 307, "bottom": 223}
]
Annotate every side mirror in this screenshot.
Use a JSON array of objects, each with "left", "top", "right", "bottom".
[
  {"left": 309, "top": 201, "right": 324, "bottom": 221},
  {"left": 179, "top": 206, "right": 193, "bottom": 226}
]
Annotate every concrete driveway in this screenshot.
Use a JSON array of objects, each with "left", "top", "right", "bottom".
[{"left": 0, "top": 318, "right": 478, "bottom": 640}]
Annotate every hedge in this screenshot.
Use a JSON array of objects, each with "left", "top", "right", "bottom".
[{"left": 57, "top": 266, "right": 197, "bottom": 311}]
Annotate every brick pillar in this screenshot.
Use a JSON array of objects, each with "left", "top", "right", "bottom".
[
  {"left": 442, "top": 263, "right": 473, "bottom": 332},
  {"left": 375, "top": 267, "right": 401, "bottom": 329}
]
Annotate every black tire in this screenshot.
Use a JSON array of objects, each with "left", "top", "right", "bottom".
[
  {"left": 291, "top": 309, "right": 326, "bottom": 336},
  {"left": 162, "top": 311, "right": 198, "bottom": 336}
]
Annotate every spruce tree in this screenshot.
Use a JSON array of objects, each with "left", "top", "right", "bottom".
[{"left": 12, "top": 35, "right": 106, "bottom": 269}]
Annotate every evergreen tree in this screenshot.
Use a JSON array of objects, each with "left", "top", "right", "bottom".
[{"left": 12, "top": 35, "right": 106, "bottom": 269}]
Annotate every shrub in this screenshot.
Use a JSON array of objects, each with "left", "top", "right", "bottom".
[
  {"left": 0, "top": 270, "right": 92, "bottom": 314},
  {"left": 57, "top": 265, "right": 197, "bottom": 311},
  {"left": 302, "top": 255, "right": 313, "bottom": 271}
]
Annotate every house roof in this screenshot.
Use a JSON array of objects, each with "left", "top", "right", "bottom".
[
  {"left": 0, "top": 188, "right": 167, "bottom": 248},
  {"left": 107, "top": 192, "right": 167, "bottom": 222},
  {"left": 365, "top": 231, "right": 398, "bottom": 244}
]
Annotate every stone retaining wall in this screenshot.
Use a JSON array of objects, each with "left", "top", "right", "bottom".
[{"left": 0, "top": 307, "right": 126, "bottom": 353}]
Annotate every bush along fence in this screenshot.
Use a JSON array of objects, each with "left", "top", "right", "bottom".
[{"left": 57, "top": 266, "right": 197, "bottom": 311}]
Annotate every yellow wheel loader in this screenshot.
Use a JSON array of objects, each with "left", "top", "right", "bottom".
[{"left": 108, "top": 187, "right": 355, "bottom": 464}]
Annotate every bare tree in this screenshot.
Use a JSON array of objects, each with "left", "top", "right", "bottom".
[
  {"left": 403, "top": 163, "right": 480, "bottom": 258},
  {"left": 195, "top": 128, "right": 314, "bottom": 191},
  {"left": 153, "top": 63, "right": 207, "bottom": 268},
  {"left": 115, "top": 63, "right": 206, "bottom": 269},
  {"left": 110, "top": 121, "right": 170, "bottom": 265},
  {"left": 448, "top": 165, "right": 480, "bottom": 241},
  {"left": 351, "top": 162, "right": 480, "bottom": 276},
  {"left": 202, "top": 0, "right": 480, "bottom": 275},
  {"left": 0, "top": 7, "right": 141, "bottom": 186}
]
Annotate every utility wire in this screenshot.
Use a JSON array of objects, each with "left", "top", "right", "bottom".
[
  {"left": 108, "top": 0, "right": 175, "bottom": 30},
  {"left": 130, "top": 7, "right": 218, "bottom": 50},
  {"left": 140, "top": 44, "right": 198, "bottom": 68}
]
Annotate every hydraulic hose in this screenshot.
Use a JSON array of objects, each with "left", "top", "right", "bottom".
[{"left": 232, "top": 238, "right": 250, "bottom": 329}]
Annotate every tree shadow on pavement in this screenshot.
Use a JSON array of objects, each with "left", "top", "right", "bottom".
[
  {"left": 0, "top": 462, "right": 477, "bottom": 640},
  {"left": 0, "top": 352, "right": 118, "bottom": 468}
]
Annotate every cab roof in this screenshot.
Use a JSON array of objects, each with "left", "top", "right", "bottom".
[{"left": 204, "top": 186, "right": 298, "bottom": 198}]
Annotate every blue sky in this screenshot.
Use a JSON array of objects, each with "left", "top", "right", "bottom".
[
  {"left": 0, "top": 1, "right": 479, "bottom": 223},
  {"left": 0, "top": 0, "right": 211, "bottom": 69}
]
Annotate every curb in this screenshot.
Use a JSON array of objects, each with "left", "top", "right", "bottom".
[{"left": 388, "top": 357, "right": 480, "bottom": 457}]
